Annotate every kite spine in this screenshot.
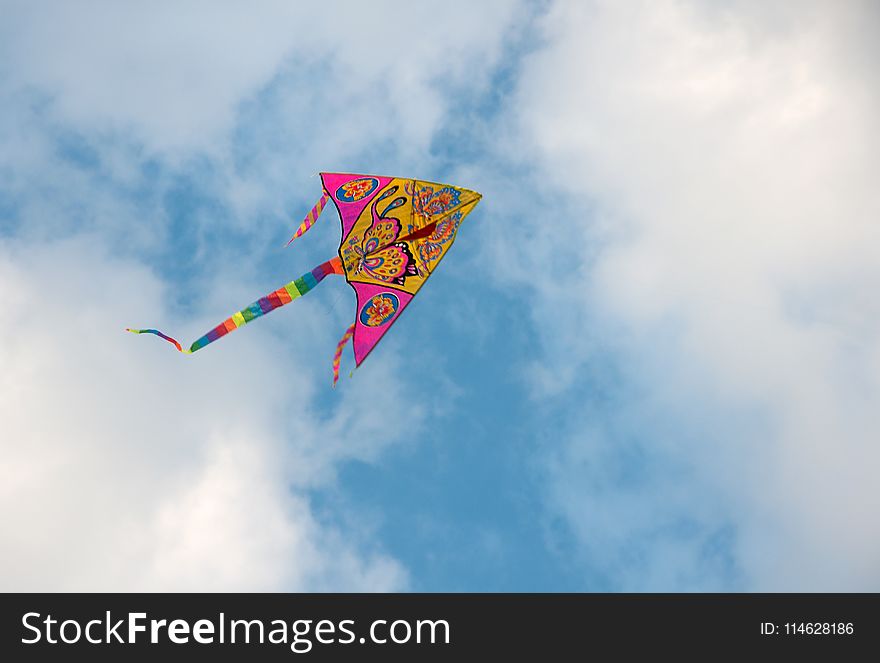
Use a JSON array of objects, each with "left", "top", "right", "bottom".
[
  {"left": 126, "top": 257, "right": 344, "bottom": 354},
  {"left": 286, "top": 192, "right": 330, "bottom": 247}
]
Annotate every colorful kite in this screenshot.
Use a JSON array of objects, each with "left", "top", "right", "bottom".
[{"left": 127, "top": 172, "right": 482, "bottom": 385}]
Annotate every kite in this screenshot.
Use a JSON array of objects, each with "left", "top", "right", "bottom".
[{"left": 127, "top": 172, "right": 482, "bottom": 385}]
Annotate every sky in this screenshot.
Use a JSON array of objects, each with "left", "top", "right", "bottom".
[{"left": 0, "top": 0, "right": 878, "bottom": 592}]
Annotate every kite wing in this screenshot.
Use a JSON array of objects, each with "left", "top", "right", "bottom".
[{"left": 321, "top": 172, "right": 481, "bottom": 366}]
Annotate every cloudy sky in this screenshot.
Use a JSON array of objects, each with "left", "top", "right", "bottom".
[{"left": 1, "top": 0, "right": 877, "bottom": 591}]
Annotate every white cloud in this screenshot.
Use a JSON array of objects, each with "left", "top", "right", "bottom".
[
  {"left": 0, "top": 0, "right": 519, "bottom": 158},
  {"left": 0, "top": 237, "right": 413, "bottom": 590},
  {"left": 0, "top": 0, "right": 524, "bottom": 262},
  {"left": 503, "top": 0, "right": 880, "bottom": 589}
]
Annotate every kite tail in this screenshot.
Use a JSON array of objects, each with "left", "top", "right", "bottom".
[
  {"left": 286, "top": 192, "right": 330, "bottom": 247},
  {"left": 127, "top": 256, "right": 344, "bottom": 355},
  {"left": 124, "top": 328, "right": 186, "bottom": 353},
  {"left": 331, "top": 323, "right": 356, "bottom": 388}
]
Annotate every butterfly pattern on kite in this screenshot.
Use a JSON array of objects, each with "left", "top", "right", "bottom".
[{"left": 342, "top": 185, "right": 419, "bottom": 286}]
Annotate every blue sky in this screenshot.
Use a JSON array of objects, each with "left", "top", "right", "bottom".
[{"left": 1, "top": 1, "right": 878, "bottom": 591}]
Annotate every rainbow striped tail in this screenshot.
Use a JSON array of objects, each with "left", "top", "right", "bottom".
[
  {"left": 124, "top": 327, "right": 186, "bottom": 353},
  {"left": 127, "top": 256, "right": 344, "bottom": 355},
  {"left": 331, "top": 323, "right": 356, "bottom": 387}
]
